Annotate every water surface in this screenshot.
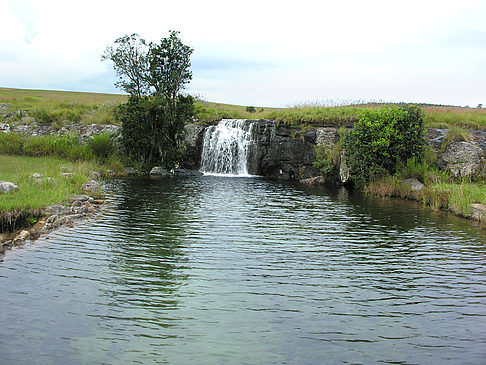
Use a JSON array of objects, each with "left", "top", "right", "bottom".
[{"left": 1, "top": 177, "right": 485, "bottom": 364}]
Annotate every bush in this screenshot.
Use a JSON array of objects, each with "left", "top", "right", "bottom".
[
  {"left": 23, "top": 134, "right": 92, "bottom": 160},
  {"left": 116, "top": 95, "right": 193, "bottom": 171},
  {"left": 0, "top": 133, "right": 25, "bottom": 155},
  {"left": 89, "top": 133, "right": 113, "bottom": 159},
  {"left": 343, "top": 105, "right": 425, "bottom": 186}
]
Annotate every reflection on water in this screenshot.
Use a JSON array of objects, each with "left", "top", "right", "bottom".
[{"left": 1, "top": 177, "right": 486, "bottom": 364}]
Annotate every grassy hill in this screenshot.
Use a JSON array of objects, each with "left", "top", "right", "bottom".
[{"left": 1, "top": 87, "right": 485, "bottom": 129}]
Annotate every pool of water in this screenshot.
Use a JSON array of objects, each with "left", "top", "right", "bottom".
[{"left": 1, "top": 177, "right": 485, "bottom": 364}]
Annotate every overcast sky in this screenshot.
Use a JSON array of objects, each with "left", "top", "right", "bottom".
[{"left": 1, "top": 0, "right": 485, "bottom": 107}]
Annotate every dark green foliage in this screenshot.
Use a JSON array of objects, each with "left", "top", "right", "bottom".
[
  {"left": 343, "top": 105, "right": 425, "bottom": 186},
  {"left": 116, "top": 95, "right": 194, "bottom": 171},
  {"left": 105, "top": 30, "right": 195, "bottom": 171},
  {"left": 246, "top": 106, "right": 256, "bottom": 113},
  {"left": 148, "top": 31, "right": 193, "bottom": 101}
]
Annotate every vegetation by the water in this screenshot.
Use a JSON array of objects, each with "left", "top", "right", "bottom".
[
  {"left": 343, "top": 105, "right": 426, "bottom": 187},
  {"left": 365, "top": 171, "right": 486, "bottom": 219},
  {"left": 0, "top": 155, "right": 108, "bottom": 231},
  {"left": 0, "top": 132, "right": 122, "bottom": 170}
]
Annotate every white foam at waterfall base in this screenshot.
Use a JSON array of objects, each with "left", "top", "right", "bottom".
[{"left": 200, "top": 119, "right": 257, "bottom": 176}]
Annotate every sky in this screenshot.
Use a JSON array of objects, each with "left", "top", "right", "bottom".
[{"left": 1, "top": 0, "right": 485, "bottom": 107}]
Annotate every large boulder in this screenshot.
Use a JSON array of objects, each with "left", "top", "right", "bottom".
[
  {"left": 316, "top": 127, "right": 339, "bottom": 149},
  {"left": 438, "top": 141, "right": 484, "bottom": 178},
  {"left": 183, "top": 124, "right": 206, "bottom": 170},
  {"left": 259, "top": 123, "right": 320, "bottom": 180},
  {"left": 0, "top": 181, "right": 18, "bottom": 194}
]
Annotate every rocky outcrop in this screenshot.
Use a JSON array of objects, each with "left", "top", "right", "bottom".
[
  {"left": 437, "top": 141, "right": 484, "bottom": 178},
  {"left": 183, "top": 124, "right": 206, "bottom": 170}
]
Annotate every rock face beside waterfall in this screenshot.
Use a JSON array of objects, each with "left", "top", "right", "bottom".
[
  {"left": 189, "top": 119, "right": 486, "bottom": 182},
  {"left": 196, "top": 119, "right": 326, "bottom": 179},
  {"left": 257, "top": 123, "right": 322, "bottom": 179}
]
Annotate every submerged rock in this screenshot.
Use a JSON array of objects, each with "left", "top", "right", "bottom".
[{"left": 0, "top": 181, "right": 18, "bottom": 194}]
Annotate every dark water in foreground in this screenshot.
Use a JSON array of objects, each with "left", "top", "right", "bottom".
[{"left": 1, "top": 177, "right": 486, "bottom": 364}]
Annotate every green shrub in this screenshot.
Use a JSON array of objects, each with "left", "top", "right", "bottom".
[
  {"left": 397, "top": 157, "right": 429, "bottom": 182},
  {"left": 89, "top": 133, "right": 113, "bottom": 159},
  {"left": 0, "top": 132, "right": 25, "bottom": 155},
  {"left": 343, "top": 105, "right": 426, "bottom": 186},
  {"left": 23, "top": 134, "right": 92, "bottom": 160},
  {"left": 116, "top": 95, "right": 193, "bottom": 171},
  {"left": 31, "top": 108, "right": 57, "bottom": 125}
]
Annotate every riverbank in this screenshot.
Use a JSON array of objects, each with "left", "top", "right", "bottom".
[
  {"left": 363, "top": 176, "right": 486, "bottom": 227},
  {"left": 0, "top": 155, "right": 111, "bottom": 256}
]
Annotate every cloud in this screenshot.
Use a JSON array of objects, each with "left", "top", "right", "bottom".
[{"left": 0, "top": 0, "right": 485, "bottom": 106}]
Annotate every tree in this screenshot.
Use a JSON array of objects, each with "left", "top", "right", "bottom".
[
  {"left": 101, "top": 34, "right": 150, "bottom": 98},
  {"left": 148, "top": 31, "right": 193, "bottom": 102},
  {"left": 103, "top": 31, "right": 194, "bottom": 171}
]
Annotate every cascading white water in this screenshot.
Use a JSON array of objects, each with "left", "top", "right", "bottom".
[{"left": 200, "top": 119, "right": 256, "bottom": 176}]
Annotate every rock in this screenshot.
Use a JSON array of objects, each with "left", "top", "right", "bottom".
[
  {"left": 30, "top": 173, "right": 54, "bottom": 183},
  {"left": 170, "top": 168, "right": 204, "bottom": 177},
  {"left": 81, "top": 180, "right": 99, "bottom": 194},
  {"left": 0, "top": 123, "right": 10, "bottom": 133},
  {"left": 60, "top": 173, "right": 74, "bottom": 178},
  {"left": 259, "top": 122, "right": 320, "bottom": 179},
  {"left": 42, "top": 205, "right": 71, "bottom": 216},
  {"left": 71, "top": 203, "right": 88, "bottom": 214},
  {"left": 0, "top": 181, "right": 18, "bottom": 194},
  {"left": 300, "top": 176, "right": 326, "bottom": 186},
  {"left": 426, "top": 129, "right": 447, "bottom": 149},
  {"left": 123, "top": 167, "right": 138, "bottom": 176},
  {"left": 402, "top": 178, "right": 425, "bottom": 192},
  {"left": 438, "top": 141, "right": 484, "bottom": 178},
  {"left": 316, "top": 127, "right": 339, "bottom": 149},
  {"left": 471, "top": 204, "right": 486, "bottom": 223},
  {"left": 150, "top": 167, "right": 170, "bottom": 176},
  {"left": 71, "top": 195, "right": 90, "bottom": 202},
  {"left": 93, "top": 199, "right": 104, "bottom": 205},
  {"left": 91, "top": 172, "right": 101, "bottom": 181},
  {"left": 339, "top": 150, "right": 350, "bottom": 184},
  {"left": 30, "top": 173, "right": 43, "bottom": 181},
  {"left": 183, "top": 124, "right": 206, "bottom": 169},
  {"left": 13, "top": 230, "right": 30, "bottom": 246}
]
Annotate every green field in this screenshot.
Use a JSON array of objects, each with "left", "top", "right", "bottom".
[{"left": 2, "top": 87, "right": 485, "bottom": 128}]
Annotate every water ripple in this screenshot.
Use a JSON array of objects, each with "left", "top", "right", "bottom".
[{"left": 1, "top": 177, "right": 486, "bottom": 364}]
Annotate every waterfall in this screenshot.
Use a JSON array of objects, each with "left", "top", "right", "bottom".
[{"left": 200, "top": 119, "right": 257, "bottom": 176}]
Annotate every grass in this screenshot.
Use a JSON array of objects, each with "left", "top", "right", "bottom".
[
  {"left": 365, "top": 162, "right": 486, "bottom": 223},
  {"left": 2, "top": 87, "right": 486, "bottom": 129},
  {"left": 0, "top": 155, "right": 109, "bottom": 231}
]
